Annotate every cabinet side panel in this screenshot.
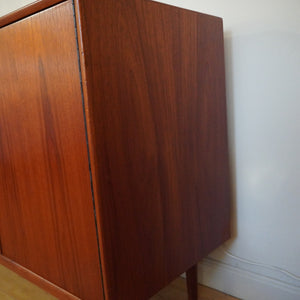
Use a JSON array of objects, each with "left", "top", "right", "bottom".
[
  {"left": 78, "top": 0, "right": 231, "bottom": 299},
  {"left": 0, "top": 2, "right": 103, "bottom": 299}
]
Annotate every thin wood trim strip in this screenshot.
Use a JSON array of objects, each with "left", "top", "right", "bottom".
[
  {"left": 72, "top": 1, "right": 107, "bottom": 299},
  {"left": 0, "top": 255, "right": 79, "bottom": 300},
  {"left": 0, "top": 0, "right": 66, "bottom": 28}
]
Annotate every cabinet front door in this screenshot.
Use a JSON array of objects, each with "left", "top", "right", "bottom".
[{"left": 0, "top": 1, "right": 103, "bottom": 299}]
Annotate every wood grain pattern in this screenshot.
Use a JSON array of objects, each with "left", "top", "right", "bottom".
[
  {"left": 75, "top": 0, "right": 231, "bottom": 299},
  {"left": 0, "top": 0, "right": 65, "bottom": 28},
  {"left": 0, "top": 2, "right": 103, "bottom": 299}
]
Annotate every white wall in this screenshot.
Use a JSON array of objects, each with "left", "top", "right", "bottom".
[
  {"left": 154, "top": 0, "right": 300, "bottom": 299},
  {"left": 0, "top": 0, "right": 33, "bottom": 16},
  {"left": 1, "top": 1, "right": 300, "bottom": 299}
]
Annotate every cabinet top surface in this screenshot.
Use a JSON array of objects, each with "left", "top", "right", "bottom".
[
  {"left": 0, "top": 0, "right": 64, "bottom": 28},
  {"left": 0, "top": 0, "right": 222, "bottom": 28}
]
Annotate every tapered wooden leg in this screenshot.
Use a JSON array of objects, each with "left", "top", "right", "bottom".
[{"left": 186, "top": 264, "right": 198, "bottom": 300}]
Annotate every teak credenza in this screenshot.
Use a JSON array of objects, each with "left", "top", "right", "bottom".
[{"left": 0, "top": 0, "right": 230, "bottom": 299}]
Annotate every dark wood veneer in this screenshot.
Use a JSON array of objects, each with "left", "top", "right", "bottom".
[
  {"left": 1, "top": 0, "right": 230, "bottom": 299},
  {"left": 75, "top": 0, "right": 230, "bottom": 299}
]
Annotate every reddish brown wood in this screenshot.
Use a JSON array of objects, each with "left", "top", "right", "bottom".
[
  {"left": 0, "top": 0, "right": 65, "bottom": 28},
  {"left": 0, "top": 1, "right": 103, "bottom": 300},
  {"left": 1, "top": 0, "right": 230, "bottom": 299},
  {"left": 0, "top": 255, "right": 80, "bottom": 300},
  {"left": 186, "top": 265, "right": 198, "bottom": 300},
  {"left": 76, "top": 0, "right": 231, "bottom": 299}
]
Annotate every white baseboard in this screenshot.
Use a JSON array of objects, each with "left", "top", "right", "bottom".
[{"left": 197, "top": 258, "right": 300, "bottom": 300}]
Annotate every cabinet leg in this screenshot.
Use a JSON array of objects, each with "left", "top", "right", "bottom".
[{"left": 186, "top": 264, "right": 198, "bottom": 300}]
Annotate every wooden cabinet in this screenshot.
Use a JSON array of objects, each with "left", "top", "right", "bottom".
[{"left": 0, "top": 0, "right": 230, "bottom": 299}]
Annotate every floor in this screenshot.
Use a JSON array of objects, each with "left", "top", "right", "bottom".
[
  {"left": 0, "top": 265, "right": 56, "bottom": 300},
  {"left": 0, "top": 264, "right": 238, "bottom": 300},
  {"left": 151, "top": 277, "right": 238, "bottom": 300}
]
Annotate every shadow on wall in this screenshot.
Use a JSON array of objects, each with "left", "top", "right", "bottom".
[
  {"left": 199, "top": 26, "right": 300, "bottom": 299},
  {"left": 224, "top": 31, "right": 238, "bottom": 242}
]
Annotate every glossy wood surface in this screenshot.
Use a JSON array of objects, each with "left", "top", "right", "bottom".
[
  {"left": 0, "top": 0, "right": 65, "bottom": 28},
  {"left": 0, "top": 2, "right": 103, "bottom": 299},
  {"left": 76, "top": 0, "right": 231, "bottom": 299}
]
